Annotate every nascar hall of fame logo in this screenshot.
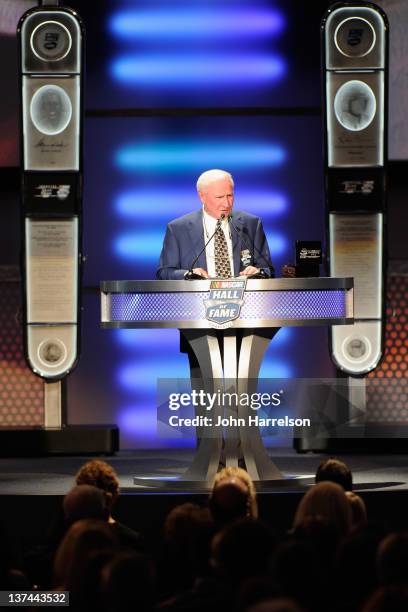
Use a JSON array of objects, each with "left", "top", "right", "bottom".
[{"left": 204, "top": 279, "right": 246, "bottom": 328}]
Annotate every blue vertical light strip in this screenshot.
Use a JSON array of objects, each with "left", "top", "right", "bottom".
[{"left": 105, "top": 1, "right": 292, "bottom": 448}]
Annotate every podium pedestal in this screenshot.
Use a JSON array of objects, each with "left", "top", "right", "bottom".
[{"left": 182, "top": 329, "right": 282, "bottom": 483}]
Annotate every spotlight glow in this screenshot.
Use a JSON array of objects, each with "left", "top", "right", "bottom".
[
  {"left": 114, "top": 231, "right": 166, "bottom": 260},
  {"left": 265, "top": 231, "right": 288, "bottom": 256},
  {"left": 111, "top": 54, "right": 286, "bottom": 85},
  {"left": 118, "top": 360, "right": 190, "bottom": 390},
  {"left": 109, "top": 9, "right": 285, "bottom": 39},
  {"left": 115, "top": 190, "right": 288, "bottom": 218},
  {"left": 117, "top": 405, "right": 156, "bottom": 436},
  {"left": 118, "top": 404, "right": 195, "bottom": 448},
  {"left": 259, "top": 360, "right": 293, "bottom": 378},
  {"left": 115, "top": 142, "right": 286, "bottom": 172},
  {"left": 115, "top": 329, "right": 181, "bottom": 349}
]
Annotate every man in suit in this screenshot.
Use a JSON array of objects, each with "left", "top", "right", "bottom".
[
  {"left": 156, "top": 169, "right": 274, "bottom": 280},
  {"left": 156, "top": 170, "right": 275, "bottom": 468}
]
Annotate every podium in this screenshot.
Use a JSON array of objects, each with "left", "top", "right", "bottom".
[{"left": 101, "top": 278, "right": 353, "bottom": 488}]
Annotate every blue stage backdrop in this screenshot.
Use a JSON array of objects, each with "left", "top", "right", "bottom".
[{"left": 65, "top": 0, "right": 337, "bottom": 449}]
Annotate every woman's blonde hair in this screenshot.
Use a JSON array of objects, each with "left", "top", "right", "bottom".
[
  {"left": 293, "top": 481, "right": 352, "bottom": 537},
  {"left": 212, "top": 466, "right": 258, "bottom": 519}
]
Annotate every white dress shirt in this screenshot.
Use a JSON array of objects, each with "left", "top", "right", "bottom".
[{"left": 202, "top": 209, "right": 235, "bottom": 278}]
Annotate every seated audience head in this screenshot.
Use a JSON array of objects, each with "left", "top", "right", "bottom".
[
  {"left": 75, "top": 460, "right": 119, "bottom": 516},
  {"left": 70, "top": 549, "right": 114, "bottom": 612},
  {"left": 102, "top": 551, "right": 155, "bottom": 612},
  {"left": 271, "top": 537, "right": 328, "bottom": 610},
  {"left": 53, "top": 518, "right": 116, "bottom": 590},
  {"left": 164, "top": 503, "right": 214, "bottom": 588},
  {"left": 210, "top": 467, "right": 258, "bottom": 525},
  {"left": 336, "top": 525, "right": 386, "bottom": 610},
  {"left": 211, "top": 518, "right": 275, "bottom": 585},
  {"left": 315, "top": 457, "right": 353, "bottom": 491},
  {"left": 293, "top": 481, "right": 352, "bottom": 539},
  {"left": 345, "top": 491, "right": 367, "bottom": 530},
  {"left": 377, "top": 532, "right": 408, "bottom": 586},
  {"left": 63, "top": 484, "right": 109, "bottom": 525}
]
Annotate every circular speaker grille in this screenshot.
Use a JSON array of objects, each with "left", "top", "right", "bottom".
[
  {"left": 334, "top": 80, "right": 376, "bottom": 132},
  {"left": 30, "top": 84, "right": 72, "bottom": 136}
]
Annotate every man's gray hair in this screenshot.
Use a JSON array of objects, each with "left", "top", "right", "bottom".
[{"left": 196, "top": 169, "right": 234, "bottom": 193}]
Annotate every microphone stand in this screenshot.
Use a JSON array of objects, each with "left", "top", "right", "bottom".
[
  {"left": 184, "top": 214, "right": 224, "bottom": 280},
  {"left": 227, "top": 215, "right": 274, "bottom": 279}
]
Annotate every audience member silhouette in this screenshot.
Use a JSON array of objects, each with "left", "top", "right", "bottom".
[
  {"left": 209, "top": 466, "right": 258, "bottom": 526},
  {"left": 163, "top": 503, "right": 215, "bottom": 593},
  {"left": 293, "top": 481, "right": 352, "bottom": 540},
  {"left": 53, "top": 519, "right": 116, "bottom": 592},
  {"left": 69, "top": 549, "right": 114, "bottom": 612},
  {"left": 102, "top": 551, "right": 155, "bottom": 612},
  {"left": 336, "top": 525, "right": 386, "bottom": 611},
  {"left": 211, "top": 518, "right": 276, "bottom": 586},
  {"left": 63, "top": 484, "right": 109, "bottom": 525},
  {"left": 270, "top": 536, "right": 328, "bottom": 611},
  {"left": 75, "top": 460, "right": 143, "bottom": 551},
  {"left": 315, "top": 457, "right": 353, "bottom": 491},
  {"left": 377, "top": 532, "right": 408, "bottom": 586}
]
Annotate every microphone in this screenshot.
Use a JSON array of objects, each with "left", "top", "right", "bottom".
[
  {"left": 184, "top": 213, "right": 225, "bottom": 280},
  {"left": 227, "top": 214, "right": 275, "bottom": 279}
]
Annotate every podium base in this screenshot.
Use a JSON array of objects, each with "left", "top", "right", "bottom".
[
  {"left": 0, "top": 425, "right": 119, "bottom": 456},
  {"left": 133, "top": 474, "right": 314, "bottom": 492}
]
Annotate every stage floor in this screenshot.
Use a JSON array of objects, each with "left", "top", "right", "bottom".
[
  {"left": 0, "top": 448, "right": 407, "bottom": 495},
  {"left": 1, "top": 448, "right": 408, "bottom": 550}
]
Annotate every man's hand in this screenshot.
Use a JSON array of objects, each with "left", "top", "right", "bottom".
[
  {"left": 239, "top": 266, "right": 260, "bottom": 277},
  {"left": 192, "top": 267, "right": 209, "bottom": 278},
  {"left": 281, "top": 264, "right": 296, "bottom": 278}
]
